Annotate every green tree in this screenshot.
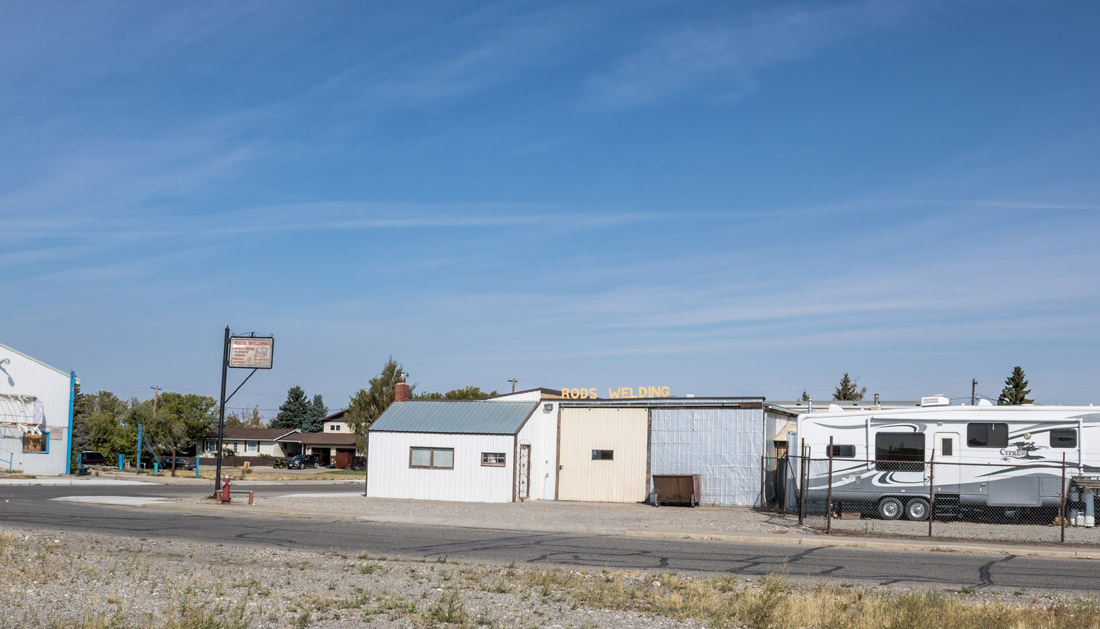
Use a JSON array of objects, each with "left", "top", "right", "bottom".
[
  {"left": 304, "top": 394, "right": 328, "bottom": 433},
  {"left": 225, "top": 406, "right": 265, "bottom": 429},
  {"left": 83, "top": 391, "right": 138, "bottom": 463},
  {"left": 415, "top": 386, "right": 497, "bottom": 400},
  {"left": 833, "top": 373, "right": 866, "bottom": 401},
  {"left": 997, "top": 366, "right": 1034, "bottom": 405},
  {"left": 271, "top": 386, "right": 313, "bottom": 431},
  {"left": 797, "top": 390, "right": 811, "bottom": 402},
  {"left": 147, "top": 393, "right": 217, "bottom": 475},
  {"left": 345, "top": 358, "right": 409, "bottom": 454}
]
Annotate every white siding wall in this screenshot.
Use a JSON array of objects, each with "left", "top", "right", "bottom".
[
  {"left": 367, "top": 432, "right": 516, "bottom": 502},
  {"left": 650, "top": 408, "right": 764, "bottom": 506},
  {"left": 516, "top": 400, "right": 558, "bottom": 501},
  {"left": 0, "top": 346, "right": 72, "bottom": 475},
  {"left": 558, "top": 407, "right": 648, "bottom": 502}
]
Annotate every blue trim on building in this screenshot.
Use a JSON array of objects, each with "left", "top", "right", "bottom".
[{"left": 66, "top": 371, "right": 75, "bottom": 475}]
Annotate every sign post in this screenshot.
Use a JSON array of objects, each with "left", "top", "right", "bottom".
[{"left": 213, "top": 329, "right": 274, "bottom": 498}]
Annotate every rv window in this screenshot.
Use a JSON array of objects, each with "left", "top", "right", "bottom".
[
  {"left": 1050, "top": 429, "right": 1077, "bottom": 448},
  {"left": 940, "top": 438, "right": 953, "bottom": 457},
  {"left": 875, "top": 433, "right": 925, "bottom": 472},
  {"left": 967, "top": 423, "right": 1008, "bottom": 448},
  {"left": 827, "top": 444, "right": 855, "bottom": 458}
]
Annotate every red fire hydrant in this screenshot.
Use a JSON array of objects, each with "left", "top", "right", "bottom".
[{"left": 220, "top": 476, "right": 231, "bottom": 503}]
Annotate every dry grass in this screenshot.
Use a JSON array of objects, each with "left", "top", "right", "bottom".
[{"left": 523, "top": 568, "right": 1100, "bottom": 629}]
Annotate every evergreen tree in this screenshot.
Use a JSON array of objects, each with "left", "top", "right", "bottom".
[
  {"left": 833, "top": 373, "right": 866, "bottom": 401},
  {"left": 271, "top": 386, "right": 312, "bottom": 430},
  {"left": 797, "top": 390, "right": 811, "bottom": 402},
  {"left": 997, "top": 366, "right": 1034, "bottom": 405},
  {"left": 302, "top": 394, "right": 328, "bottom": 433}
]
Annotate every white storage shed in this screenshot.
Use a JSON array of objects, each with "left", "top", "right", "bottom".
[
  {"left": 0, "top": 343, "right": 75, "bottom": 475},
  {"left": 367, "top": 400, "right": 542, "bottom": 503}
]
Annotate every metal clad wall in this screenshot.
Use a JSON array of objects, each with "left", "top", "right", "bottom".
[
  {"left": 0, "top": 346, "right": 71, "bottom": 476},
  {"left": 650, "top": 408, "right": 763, "bottom": 506},
  {"left": 516, "top": 401, "right": 558, "bottom": 500},
  {"left": 558, "top": 407, "right": 648, "bottom": 502},
  {"left": 367, "top": 432, "right": 515, "bottom": 502}
]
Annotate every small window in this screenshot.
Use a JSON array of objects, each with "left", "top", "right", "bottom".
[
  {"left": 940, "top": 438, "right": 953, "bottom": 457},
  {"left": 592, "top": 449, "right": 614, "bottom": 460},
  {"left": 826, "top": 444, "right": 855, "bottom": 458},
  {"left": 410, "top": 447, "right": 454, "bottom": 469},
  {"left": 22, "top": 432, "right": 47, "bottom": 453},
  {"left": 206, "top": 439, "right": 216, "bottom": 452},
  {"left": 1051, "top": 429, "right": 1077, "bottom": 449},
  {"left": 481, "top": 452, "right": 506, "bottom": 467},
  {"left": 247, "top": 440, "right": 258, "bottom": 453},
  {"left": 967, "top": 423, "right": 1009, "bottom": 448},
  {"left": 875, "top": 432, "right": 925, "bottom": 472}
]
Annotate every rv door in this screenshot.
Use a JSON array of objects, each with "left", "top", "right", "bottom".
[{"left": 932, "top": 431, "right": 960, "bottom": 495}]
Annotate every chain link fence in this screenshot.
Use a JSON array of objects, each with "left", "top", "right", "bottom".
[{"left": 764, "top": 450, "right": 1100, "bottom": 545}]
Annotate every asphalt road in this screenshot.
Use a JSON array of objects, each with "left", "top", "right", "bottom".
[{"left": 2, "top": 483, "right": 1098, "bottom": 594}]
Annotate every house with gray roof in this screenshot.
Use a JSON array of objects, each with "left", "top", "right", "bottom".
[{"left": 366, "top": 398, "right": 552, "bottom": 503}]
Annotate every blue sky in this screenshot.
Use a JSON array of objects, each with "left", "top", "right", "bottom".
[{"left": 2, "top": 0, "right": 1098, "bottom": 414}]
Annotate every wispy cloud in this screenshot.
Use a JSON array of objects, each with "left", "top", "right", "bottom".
[{"left": 584, "top": 0, "right": 911, "bottom": 109}]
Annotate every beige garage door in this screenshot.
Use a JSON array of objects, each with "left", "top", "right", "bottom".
[{"left": 557, "top": 407, "right": 648, "bottom": 502}]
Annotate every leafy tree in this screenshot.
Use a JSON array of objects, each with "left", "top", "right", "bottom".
[
  {"left": 225, "top": 406, "right": 265, "bottom": 429},
  {"left": 147, "top": 393, "right": 217, "bottom": 475},
  {"left": 998, "top": 366, "right": 1034, "bottom": 405},
  {"left": 83, "top": 391, "right": 138, "bottom": 462},
  {"left": 346, "top": 358, "right": 409, "bottom": 454},
  {"left": 271, "top": 386, "right": 314, "bottom": 431},
  {"left": 415, "top": 386, "right": 498, "bottom": 400},
  {"left": 833, "top": 373, "right": 866, "bottom": 401},
  {"left": 70, "top": 381, "right": 92, "bottom": 457}
]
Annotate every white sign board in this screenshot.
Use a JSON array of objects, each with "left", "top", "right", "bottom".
[{"left": 229, "top": 337, "right": 274, "bottom": 369}]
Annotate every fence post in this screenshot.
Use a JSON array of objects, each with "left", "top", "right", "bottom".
[
  {"left": 826, "top": 436, "right": 834, "bottom": 534},
  {"left": 760, "top": 455, "right": 767, "bottom": 511},
  {"left": 1061, "top": 453, "right": 1067, "bottom": 544},
  {"left": 928, "top": 451, "right": 935, "bottom": 538},
  {"left": 799, "top": 444, "right": 810, "bottom": 526}
]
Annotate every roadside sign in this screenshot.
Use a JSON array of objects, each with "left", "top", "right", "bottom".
[{"left": 228, "top": 336, "right": 274, "bottom": 369}]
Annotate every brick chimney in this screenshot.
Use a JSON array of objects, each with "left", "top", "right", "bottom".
[{"left": 395, "top": 378, "right": 411, "bottom": 403}]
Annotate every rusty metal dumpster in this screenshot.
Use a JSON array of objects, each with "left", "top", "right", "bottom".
[{"left": 652, "top": 474, "right": 701, "bottom": 506}]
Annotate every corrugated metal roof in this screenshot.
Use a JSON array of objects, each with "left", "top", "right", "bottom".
[{"left": 370, "top": 400, "right": 537, "bottom": 435}]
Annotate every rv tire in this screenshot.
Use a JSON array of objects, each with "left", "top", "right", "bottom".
[
  {"left": 905, "top": 497, "right": 930, "bottom": 521},
  {"left": 877, "top": 497, "right": 903, "bottom": 520}
]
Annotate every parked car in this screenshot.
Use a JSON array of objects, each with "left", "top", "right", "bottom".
[
  {"left": 158, "top": 456, "right": 194, "bottom": 470},
  {"left": 287, "top": 454, "right": 319, "bottom": 469},
  {"left": 79, "top": 451, "right": 107, "bottom": 466}
]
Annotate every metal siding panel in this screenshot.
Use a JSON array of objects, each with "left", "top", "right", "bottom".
[
  {"left": 516, "top": 401, "right": 558, "bottom": 500},
  {"left": 367, "top": 432, "right": 514, "bottom": 502},
  {"left": 558, "top": 407, "right": 648, "bottom": 502},
  {"left": 0, "top": 347, "right": 71, "bottom": 475},
  {"left": 651, "top": 408, "right": 763, "bottom": 506}
]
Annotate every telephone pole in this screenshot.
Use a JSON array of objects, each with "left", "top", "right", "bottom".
[
  {"left": 150, "top": 386, "right": 161, "bottom": 418},
  {"left": 508, "top": 378, "right": 518, "bottom": 393},
  {"left": 971, "top": 379, "right": 977, "bottom": 405}
]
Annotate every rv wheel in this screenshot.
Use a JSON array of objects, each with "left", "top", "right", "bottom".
[
  {"left": 877, "top": 497, "right": 903, "bottom": 521},
  {"left": 905, "top": 498, "right": 930, "bottom": 521}
]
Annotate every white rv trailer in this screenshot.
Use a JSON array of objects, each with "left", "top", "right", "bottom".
[{"left": 791, "top": 397, "right": 1100, "bottom": 521}]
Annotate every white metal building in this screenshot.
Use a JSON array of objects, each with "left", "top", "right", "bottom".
[
  {"left": 486, "top": 388, "right": 563, "bottom": 501},
  {"left": 367, "top": 400, "right": 542, "bottom": 502},
  {"left": 0, "top": 343, "right": 75, "bottom": 475}
]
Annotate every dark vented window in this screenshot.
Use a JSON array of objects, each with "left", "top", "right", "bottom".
[
  {"left": 875, "top": 432, "right": 924, "bottom": 472},
  {"left": 827, "top": 444, "right": 855, "bottom": 458},
  {"left": 591, "top": 450, "right": 614, "bottom": 461},
  {"left": 1051, "top": 429, "right": 1077, "bottom": 449}
]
